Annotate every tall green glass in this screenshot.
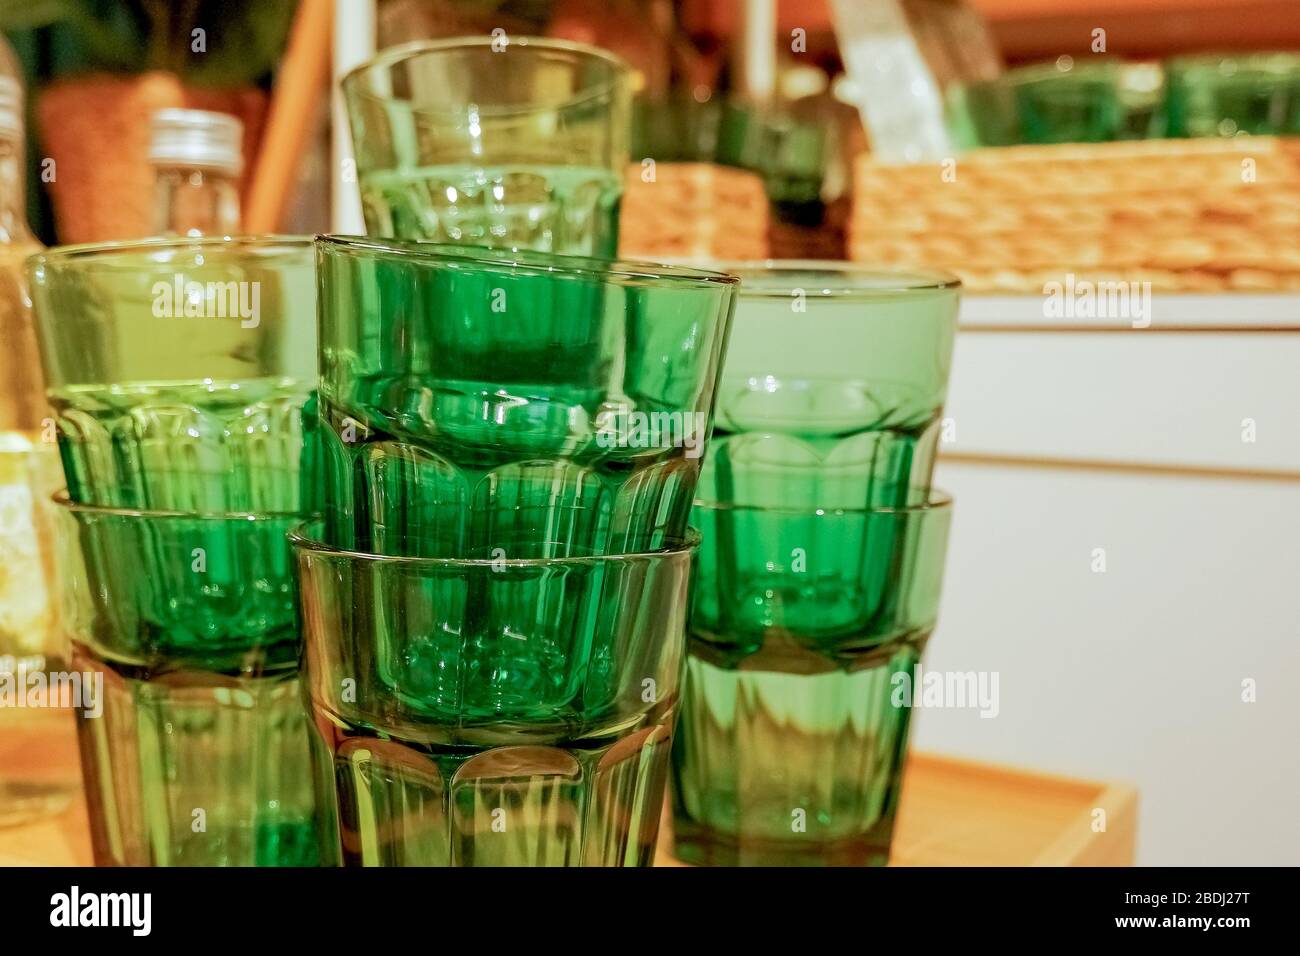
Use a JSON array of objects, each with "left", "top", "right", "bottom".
[
  {"left": 311, "top": 236, "right": 736, "bottom": 558},
  {"left": 342, "top": 37, "right": 631, "bottom": 255},
  {"left": 672, "top": 495, "right": 952, "bottom": 866},
  {"left": 294, "top": 522, "right": 695, "bottom": 866},
  {"left": 28, "top": 237, "right": 316, "bottom": 512},
  {"left": 55, "top": 495, "right": 331, "bottom": 866},
  {"left": 701, "top": 264, "right": 958, "bottom": 512},
  {"left": 671, "top": 263, "right": 959, "bottom": 866}
]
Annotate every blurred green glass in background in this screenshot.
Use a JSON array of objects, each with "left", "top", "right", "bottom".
[{"left": 1158, "top": 52, "right": 1300, "bottom": 138}]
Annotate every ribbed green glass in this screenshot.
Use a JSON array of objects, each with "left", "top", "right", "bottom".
[
  {"left": 294, "top": 522, "right": 695, "bottom": 866},
  {"left": 55, "top": 497, "right": 331, "bottom": 866},
  {"left": 27, "top": 237, "right": 316, "bottom": 512},
  {"left": 671, "top": 263, "right": 958, "bottom": 866},
  {"left": 342, "top": 37, "right": 631, "bottom": 255},
  {"left": 672, "top": 495, "right": 951, "bottom": 866},
  {"left": 310, "top": 236, "right": 736, "bottom": 558},
  {"left": 700, "top": 263, "right": 957, "bottom": 512}
]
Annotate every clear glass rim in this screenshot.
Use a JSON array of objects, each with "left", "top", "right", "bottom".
[
  {"left": 1000, "top": 58, "right": 1122, "bottom": 83},
  {"left": 342, "top": 36, "right": 631, "bottom": 117},
  {"left": 714, "top": 259, "right": 960, "bottom": 298},
  {"left": 1166, "top": 51, "right": 1300, "bottom": 74},
  {"left": 52, "top": 490, "right": 306, "bottom": 523},
  {"left": 289, "top": 522, "right": 702, "bottom": 569},
  {"left": 318, "top": 235, "right": 740, "bottom": 288},
  {"left": 692, "top": 490, "right": 953, "bottom": 518},
  {"left": 30, "top": 234, "right": 313, "bottom": 271}
]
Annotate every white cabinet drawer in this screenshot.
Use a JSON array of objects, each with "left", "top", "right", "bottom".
[
  {"left": 945, "top": 295, "right": 1300, "bottom": 471},
  {"left": 920, "top": 460, "right": 1300, "bottom": 865}
]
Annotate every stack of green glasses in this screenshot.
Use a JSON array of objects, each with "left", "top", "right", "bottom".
[
  {"left": 297, "top": 237, "right": 736, "bottom": 866},
  {"left": 29, "top": 236, "right": 330, "bottom": 866},
  {"left": 305, "top": 37, "right": 746, "bottom": 867},
  {"left": 669, "top": 264, "right": 959, "bottom": 866}
]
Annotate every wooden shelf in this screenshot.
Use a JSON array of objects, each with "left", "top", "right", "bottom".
[
  {"left": 677, "top": 0, "right": 1300, "bottom": 59},
  {"left": 979, "top": 0, "right": 1300, "bottom": 59},
  {"left": 0, "top": 800, "right": 92, "bottom": 867}
]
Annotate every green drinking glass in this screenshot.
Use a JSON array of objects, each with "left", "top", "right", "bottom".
[
  {"left": 293, "top": 522, "right": 697, "bottom": 866},
  {"left": 957, "top": 59, "right": 1124, "bottom": 146},
  {"left": 1159, "top": 53, "right": 1300, "bottom": 138},
  {"left": 311, "top": 236, "right": 736, "bottom": 558},
  {"left": 28, "top": 236, "right": 317, "bottom": 512},
  {"left": 701, "top": 263, "right": 958, "bottom": 512},
  {"left": 54, "top": 495, "right": 332, "bottom": 866},
  {"left": 342, "top": 37, "right": 631, "bottom": 255},
  {"left": 672, "top": 493, "right": 952, "bottom": 866}
]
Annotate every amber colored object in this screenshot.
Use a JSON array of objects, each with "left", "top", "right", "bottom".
[{"left": 37, "top": 72, "right": 266, "bottom": 242}]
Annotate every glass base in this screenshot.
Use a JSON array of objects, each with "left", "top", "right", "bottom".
[
  {"left": 313, "top": 704, "right": 676, "bottom": 867},
  {"left": 670, "top": 637, "right": 923, "bottom": 868},
  {"left": 73, "top": 644, "right": 326, "bottom": 867},
  {"left": 672, "top": 818, "right": 892, "bottom": 867}
]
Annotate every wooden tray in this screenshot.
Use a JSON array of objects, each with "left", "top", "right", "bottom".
[
  {"left": 1, "top": 752, "right": 1135, "bottom": 867},
  {"left": 659, "top": 752, "right": 1137, "bottom": 866}
]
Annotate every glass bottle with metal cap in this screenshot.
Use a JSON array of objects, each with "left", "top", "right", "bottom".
[{"left": 148, "top": 108, "right": 244, "bottom": 237}]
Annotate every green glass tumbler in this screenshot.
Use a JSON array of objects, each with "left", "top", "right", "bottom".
[
  {"left": 342, "top": 37, "right": 631, "bottom": 255},
  {"left": 311, "top": 236, "right": 736, "bottom": 558},
  {"left": 957, "top": 59, "right": 1124, "bottom": 146},
  {"left": 672, "top": 494, "right": 952, "bottom": 866},
  {"left": 294, "top": 523, "right": 697, "bottom": 866},
  {"left": 28, "top": 236, "right": 317, "bottom": 512},
  {"left": 1159, "top": 53, "right": 1300, "bottom": 138},
  {"left": 54, "top": 495, "right": 331, "bottom": 866},
  {"left": 702, "top": 263, "right": 958, "bottom": 512}
]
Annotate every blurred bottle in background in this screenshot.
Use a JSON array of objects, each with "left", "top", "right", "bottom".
[
  {"left": 0, "top": 44, "right": 80, "bottom": 827},
  {"left": 149, "top": 108, "right": 243, "bottom": 237}
]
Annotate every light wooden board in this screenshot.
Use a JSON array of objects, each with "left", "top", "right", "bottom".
[
  {"left": 0, "top": 800, "right": 92, "bottom": 866},
  {"left": 656, "top": 752, "right": 1137, "bottom": 867},
  {"left": 0, "top": 751, "right": 1132, "bottom": 867}
]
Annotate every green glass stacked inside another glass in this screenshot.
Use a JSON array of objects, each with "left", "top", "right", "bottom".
[
  {"left": 30, "top": 238, "right": 315, "bottom": 512},
  {"left": 304, "top": 234, "right": 736, "bottom": 865},
  {"left": 670, "top": 264, "right": 959, "bottom": 866},
  {"left": 312, "top": 237, "right": 736, "bottom": 559}
]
